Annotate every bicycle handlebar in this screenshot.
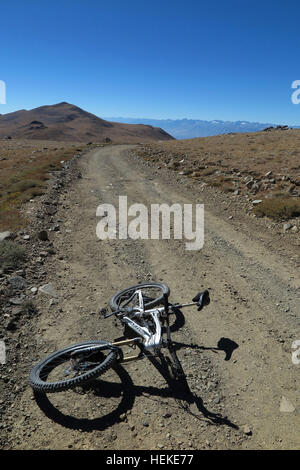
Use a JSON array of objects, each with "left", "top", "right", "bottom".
[{"left": 101, "top": 289, "right": 210, "bottom": 319}]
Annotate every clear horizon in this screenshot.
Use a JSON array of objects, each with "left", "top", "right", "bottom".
[
  {"left": 0, "top": 101, "right": 283, "bottom": 126},
  {"left": 0, "top": 98, "right": 291, "bottom": 126},
  {"left": 1, "top": 1, "right": 300, "bottom": 126}
]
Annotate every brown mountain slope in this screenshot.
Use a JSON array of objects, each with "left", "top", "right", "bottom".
[{"left": 0, "top": 102, "right": 174, "bottom": 143}]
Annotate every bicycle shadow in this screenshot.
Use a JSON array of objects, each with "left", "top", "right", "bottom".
[
  {"left": 172, "top": 337, "right": 239, "bottom": 361},
  {"left": 146, "top": 350, "right": 239, "bottom": 430},
  {"left": 34, "top": 362, "right": 136, "bottom": 432},
  {"left": 170, "top": 306, "right": 239, "bottom": 361},
  {"left": 34, "top": 337, "right": 239, "bottom": 432},
  {"left": 168, "top": 306, "right": 185, "bottom": 332}
]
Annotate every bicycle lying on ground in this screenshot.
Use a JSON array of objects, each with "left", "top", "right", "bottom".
[{"left": 29, "top": 282, "right": 210, "bottom": 393}]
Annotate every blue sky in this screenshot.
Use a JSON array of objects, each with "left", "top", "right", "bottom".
[{"left": 1, "top": 0, "right": 300, "bottom": 125}]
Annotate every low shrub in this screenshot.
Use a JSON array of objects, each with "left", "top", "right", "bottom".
[
  {"left": 9, "top": 179, "right": 45, "bottom": 193},
  {"left": 253, "top": 198, "right": 300, "bottom": 220},
  {"left": 0, "top": 240, "right": 27, "bottom": 269}
]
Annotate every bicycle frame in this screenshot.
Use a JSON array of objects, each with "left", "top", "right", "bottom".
[{"left": 108, "top": 289, "right": 200, "bottom": 363}]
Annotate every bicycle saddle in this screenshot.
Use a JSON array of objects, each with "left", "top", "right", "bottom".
[{"left": 192, "top": 290, "right": 210, "bottom": 311}]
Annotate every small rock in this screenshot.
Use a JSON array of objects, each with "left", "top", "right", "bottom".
[
  {"left": 291, "top": 226, "right": 298, "bottom": 233},
  {"left": 12, "top": 306, "right": 23, "bottom": 317},
  {"left": 280, "top": 396, "right": 295, "bottom": 413},
  {"left": 38, "top": 230, "right": 49, "bottom": 241},
  {"left": 9, "top": 297, "right": 24, "bottom": 305},
  {"left": 0, "top": 231, "right": 13, "bottom": 241},
  {"left": 38, "top": 283, "right": 58, "bottom": 298},
  {"left": 30, "top": 287, "right": 38, "bottom": 294},
  {"left": 6, "top": 320, "right": 17, "bottom": 331},
  {"left": 252, "top": 200, "right": 262, "bottom": 206},
  {"left": 23, "top": 235, "right": 30, "bottom": 240},
  {"left": 283, "top": 223, "right": 292, "bottom": 232},
  {"left": 242, "top": 425, "right": 252, "bottom": 435},
  {"left": 15, "top": 269, "right": 25, "bottom": 276},
  {"left": 288, "top": 185, "right": 295, "bottom": 194},
  {"left": 8, "top": 276, "right": 27, "bottom": 290}
]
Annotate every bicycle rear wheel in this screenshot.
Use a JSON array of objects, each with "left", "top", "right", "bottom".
[
  {"left": 109, "top": 282, "right": 170, "bottom": 311},
  {"left": 29, "top": 340, "right": 118, "bottom": 393}
]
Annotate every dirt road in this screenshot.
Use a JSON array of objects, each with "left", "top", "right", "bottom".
[{"left": 4, "top": 145, "right": 300, "bottom": 450}]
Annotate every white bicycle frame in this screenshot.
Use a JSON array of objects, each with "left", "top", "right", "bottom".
[
  {"left": 121, "top": 289, "right": 163, "bottom": 350},
  {"left": 120, "top": 289, "right": 195, "bottom": 351}
]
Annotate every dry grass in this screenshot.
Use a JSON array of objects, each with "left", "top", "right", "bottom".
[
  {"left": 253, "top": 198, "right": 300, "bottom": 220},
  {"left": 0, "top": 240, "right": 27, "bottom": 269},
  {"left": 0, "top": 139, "right": 86, "bottom": 230},
  {"left": 137, "top": 129, "right": 300, "bottom": 220}
]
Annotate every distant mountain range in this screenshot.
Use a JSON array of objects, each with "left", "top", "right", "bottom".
[
  {"left": 1, "top": 104, "right": 295, "bottom": 142},
  {"left": 0, "top": 103, "right": 174, "bottom": 143},
  {"left": 105, "top": 117, "right": 288, "bottom": 139}
]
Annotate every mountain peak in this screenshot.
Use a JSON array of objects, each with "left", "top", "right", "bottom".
[{"left": 0, "top": 103, "right": 174, "bottom": 143}]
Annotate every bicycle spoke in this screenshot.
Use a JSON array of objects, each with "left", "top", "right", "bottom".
[{"left": 39, "top": 350, "right": 109, "bottom": 383}]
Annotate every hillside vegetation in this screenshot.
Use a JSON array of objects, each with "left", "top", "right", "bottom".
[{"left": 138, "top": 129, "right": 300, "bottom": 220}]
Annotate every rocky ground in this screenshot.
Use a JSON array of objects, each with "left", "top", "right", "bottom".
[
  {"left": 0, "top": 151, "right": 84, "bottom": 442},
  {"left": 0, "top": 143, "right": 299, "bottom": 450},
  {"left": 137, "top": 129, "right": 300, "bottom": 223}
]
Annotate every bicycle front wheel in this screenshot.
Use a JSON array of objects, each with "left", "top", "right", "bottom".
[
  {"left": 29, "top": 340, "right": 118, "bottom": 393},
  {"left": 109, "top": 282, "right": 170, "bottom": 311}
]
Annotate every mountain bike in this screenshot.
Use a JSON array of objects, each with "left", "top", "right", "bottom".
[{"left": 29, "top": 282, "right": 210, "bottom": 393}]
